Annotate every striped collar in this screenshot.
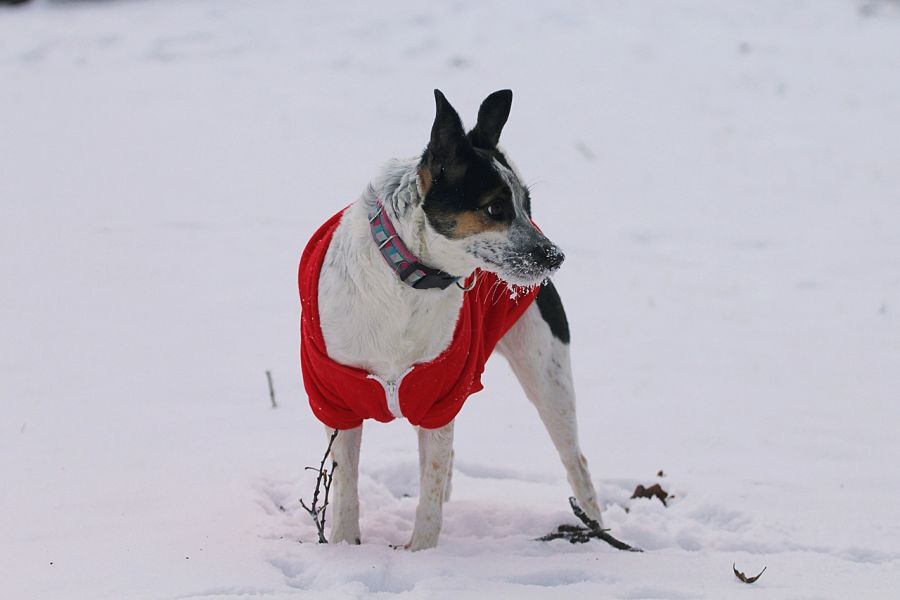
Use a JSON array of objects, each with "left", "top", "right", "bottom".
[{"left": 368, "top": 199, "right": 460, "bottom": 290}]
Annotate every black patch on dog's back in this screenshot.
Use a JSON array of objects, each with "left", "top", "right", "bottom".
[{"left": 535, "top": 280, "right": 570, "bottom": 344}]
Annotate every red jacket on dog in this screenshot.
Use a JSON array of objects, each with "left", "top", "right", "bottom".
[{"left": 299, "top": 209, "right": 539, "bottom": 430}]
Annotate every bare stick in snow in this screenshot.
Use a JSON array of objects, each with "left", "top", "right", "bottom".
[
  {"left": 299, "top": 429, "right": 339, "bottom": 543},
  {"left": 538, "top": 497, "right": 643, "bottom": 552},
  {"left": 265, "top": 370, "right": 277, "bottom": 408}
]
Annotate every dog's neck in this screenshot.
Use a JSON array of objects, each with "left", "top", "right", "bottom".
[
  {"left": 369, "top": 200, "right": 460, "bottom": 290},
  {"left": 362, "top": 159, "right": 475, "bottom": 281},
  {"left": 316, "top": 158, "right": 472, "bottom": 380}
]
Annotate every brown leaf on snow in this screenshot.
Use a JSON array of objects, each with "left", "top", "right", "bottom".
[
  {"left": 657, "top": 470, "right": 666, "bottom": 477},
  {"left": 630, "top": 483, "right": 669, "bottom": 506},
  {"left": 733, "top": 563, "right": 767, "bottom": 584}
]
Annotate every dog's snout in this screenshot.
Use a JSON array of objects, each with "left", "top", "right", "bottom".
[{"left": 531, "top": 244, "right": 565, "bottom": 271}]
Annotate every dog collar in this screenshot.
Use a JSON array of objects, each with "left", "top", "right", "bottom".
[{"left": 368, "top": 199, "right": 460, "bottom": 290}]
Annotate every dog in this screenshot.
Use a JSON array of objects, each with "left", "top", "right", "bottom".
[{"left": 298, "top": 89, "right": 603, "bottom": 551}]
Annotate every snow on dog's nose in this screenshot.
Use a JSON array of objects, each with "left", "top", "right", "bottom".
[
  {"left": 496, "top": 225, "right": 566, "bottom": 286},
  {"left": 530, "top": 243, "right": 565, "bottom": 272}
]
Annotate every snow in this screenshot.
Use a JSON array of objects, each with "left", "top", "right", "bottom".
[{"left": 2, "top": 0, "right": 899, "bottom": 598}]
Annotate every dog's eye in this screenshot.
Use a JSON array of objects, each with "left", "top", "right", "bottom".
[{"left": 484, "top": 203, "right": 504, "bottom": 219}]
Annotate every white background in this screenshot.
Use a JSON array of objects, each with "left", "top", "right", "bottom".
[{"left": 2, "top": 1, "right": 899, "bottom": 598}]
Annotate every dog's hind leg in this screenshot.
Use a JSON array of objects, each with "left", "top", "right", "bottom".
[
  {"left": 326, "top": 425, "right": 362, "bottom": 544},
  {"left": 408, "top": 420, "right": 454, "bottom": 551},
  {"left": 496, "top": 281, "right": 604, "bottom": 525}
]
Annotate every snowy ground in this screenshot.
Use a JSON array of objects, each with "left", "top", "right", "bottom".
[{"left": 2, "top": 0, "right": 900, "bottom": 598}]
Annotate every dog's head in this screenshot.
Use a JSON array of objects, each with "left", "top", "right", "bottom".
[{"left": 417, "top": 89, "right": 564, "bottom": 287}]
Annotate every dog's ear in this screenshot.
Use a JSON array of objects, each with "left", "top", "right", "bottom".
[
  {"left": 423, "top": 89, "right": 470, "bottom": 181},
  {"left": 467, "top": 89, "right": 512, "bottom": 149}
]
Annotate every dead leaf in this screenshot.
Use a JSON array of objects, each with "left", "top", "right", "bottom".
[
  {"left": 657, "top": 470, "right": 665, "bottom": 477},
  {"left": 631, "top": 483, "right": 669, "bottom": 506},
  {"left": 733, "top": 563, "right": 767, "bottom": 584}
]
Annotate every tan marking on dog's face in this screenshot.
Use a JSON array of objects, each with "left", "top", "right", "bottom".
[
  {"left": 417, "top": 167, "right": 433, "bottom": 196},
  {"left": 448, "top": 210, "right": 509, "bottom": 238},
  {"left": 427, "top": 183, "right": 514, "bottom": 239}
]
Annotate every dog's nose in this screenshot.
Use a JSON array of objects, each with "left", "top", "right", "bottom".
[{"left": 531, "top": 244, "right": 565, "bottom": 271}]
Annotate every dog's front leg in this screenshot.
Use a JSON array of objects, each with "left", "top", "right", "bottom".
[
  {"left": 408, "top": 420, "right": 454, "bottom": 551},
  {"left": 497, "top": 290, "right": 604, "bottom": 526},
  {"left": 326, "top": 425, "right": 362, "bottom": 544}
]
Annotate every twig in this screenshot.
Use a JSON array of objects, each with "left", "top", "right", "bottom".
[
  {"left": 265, "top": 370, "right": 277, "bottom": 408},
  {"left": 570, "top": 497, "right": 642, "bottom": 551},
  {"left": 299, "top": 429, "right": 339, "bottom": 543},
  {"left": 537, "top": 497, "right": 643, "bottom": 552}
]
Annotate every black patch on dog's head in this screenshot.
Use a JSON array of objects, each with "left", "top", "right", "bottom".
[
  {"left": 466, "top": 90, "right": 531, "bottom": 218},
  {"left": 420, "top": 90, "right": 517, "bottom": 239},
  {"left": 421, "top": 90, "right": 524, "bottom": 239}
]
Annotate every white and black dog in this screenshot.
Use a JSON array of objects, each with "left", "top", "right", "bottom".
[{"left": 299, "top": 89, "right": 602, "bottom": 551}]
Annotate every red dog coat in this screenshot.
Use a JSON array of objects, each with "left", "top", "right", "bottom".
[{"left": 299, "top": 209, "right": 539, "bottom": 430}]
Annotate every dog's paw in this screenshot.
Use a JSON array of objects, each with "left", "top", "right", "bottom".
[
  {"left": 405, "top": 528, "right": 440, "bottom": 552},
  {"left": 329, "top": 536, "right": 362, "bottom": 545},
  {"left": 329, "top": 528, "right": 362, "bottom": 545}
]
